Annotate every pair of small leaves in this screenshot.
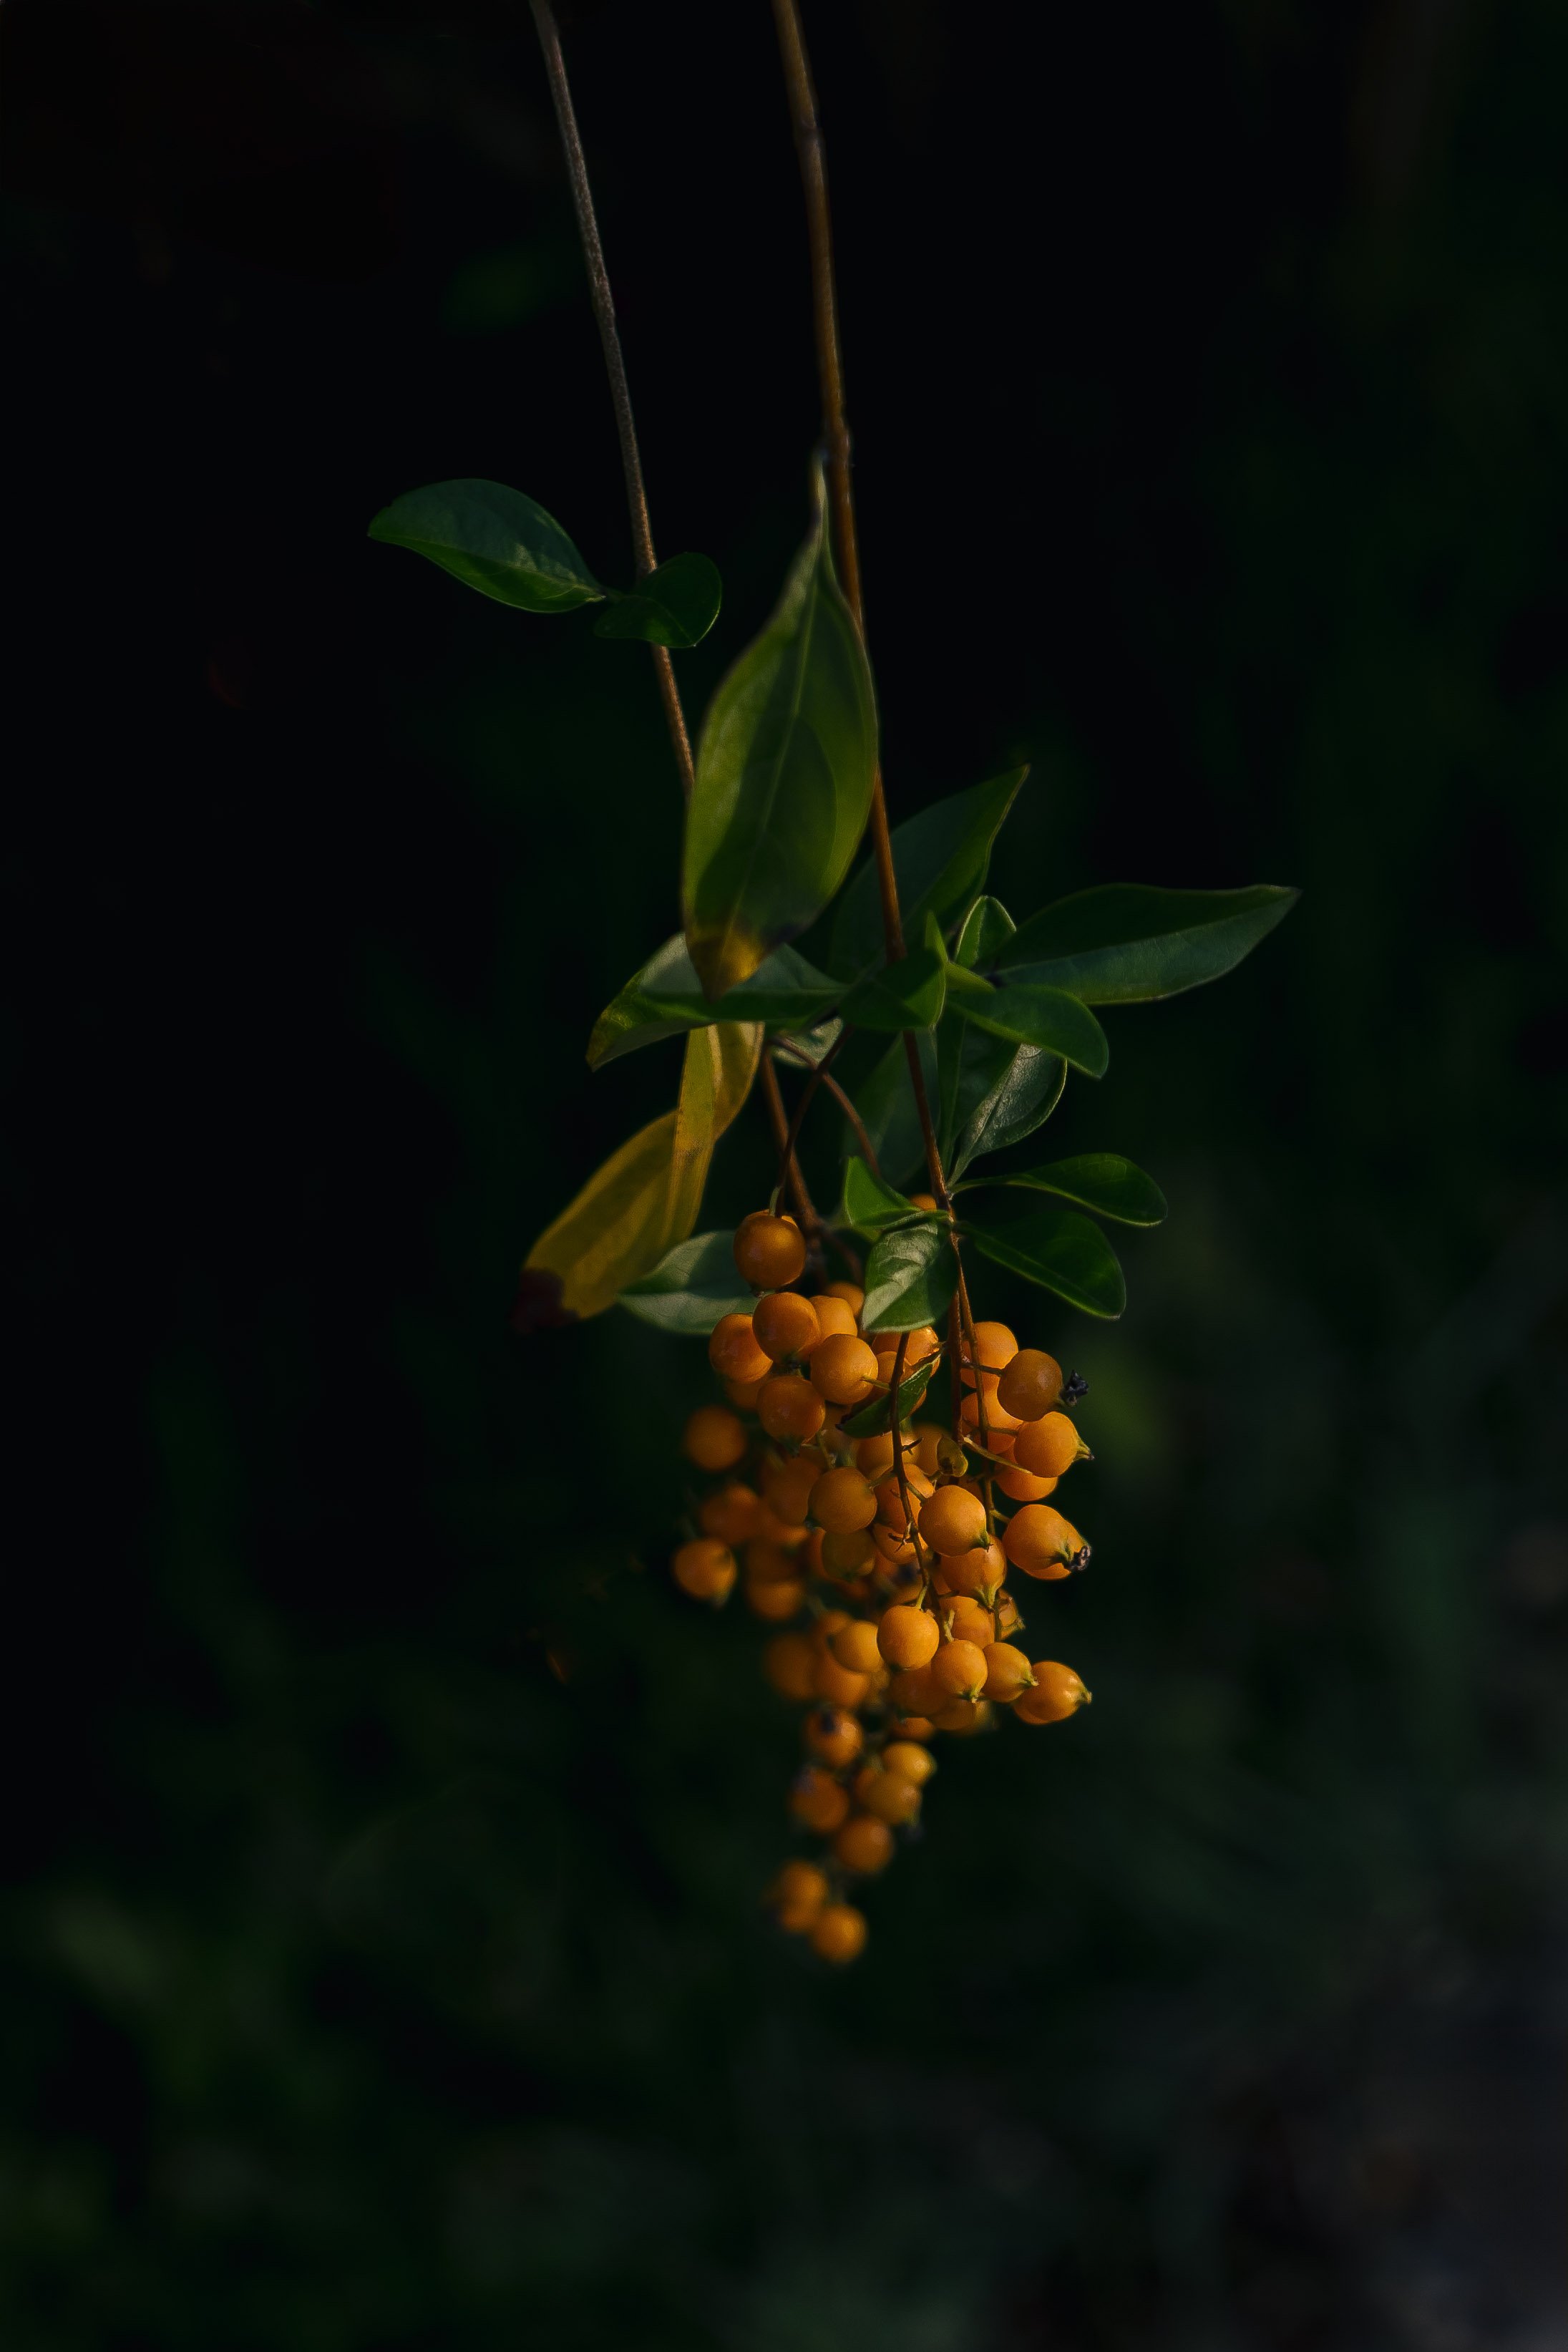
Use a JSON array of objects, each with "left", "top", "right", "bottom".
[
  {"left": 955, "top": 1153, "right": 1167, "bottom": 1319},
  {"left": 369, "top": 479, "right": 721, "bottom": 647}
]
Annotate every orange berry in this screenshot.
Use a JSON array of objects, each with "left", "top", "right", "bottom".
[
  {"left": 940, "top": 1537, "right": 1007, "bottom": 1602},
  {"left": 943, "top": 1595, "right": 995, "bottom": 1650},
  {"left": 764, "top": 1632, "right": 818, "bottom": 1701},
  {"left": 833, "top": 1814, "right": 895, "bottom": 1875},
  {"left": 1014, "top": 1661, "right": 1092, "bottom": 1724},
  {"left": 910, "top": 1422, "right": 945, "bottom": 1478},
  {"left": 683, "top": 1404, "right": 749, "bottom": 1472},
  {"left": 882, "top": 1740, "right": 938, "bottom": 1786},
  {"left": 995, "top": 1347, "right": 1064, "bottom": 1422},
  {"left": 932, "top": 1698, "right": 993, "bottom": 1734},
  {"left": 708, "top": 1312, "right": 771, "bottom": 1385},
  {"left": 960, "top": 1320, "right": 1017, "bottom": 1387},
  {"left": 752, "top": 1505, "right": 809, "bottom": 1552},
  {"left": 790, "top": 1766, "right": 850, "bottom": 1833},
  {"left": 830, "top": 1618, "right": 884, "bottom": 1675},
  {"left": 820, "top": 1526, "right": 877, "bottom": 1578},
  {"left": 752, "top": 1289, "right": 822, "bottom": 1362},
  {"left": 887, "top": 1663, "right": 943, "bottom": 1716},
  {"left": 874, "top": 1462, "right": 935, "bottom": 1532},
  {"left": 959, "top": 1382, "right": 1023, "bottom": 1439},
  {"left": 907, "top": 1191, "right": 939, "bottom": 1214},
  {"left": 698, "top": 1482, "right": 763, "bottom": 1545},
  {"left": 871, "top": 1525, "right": 919, "bottom": 1571},
  {"left": 855, "top": 1764, "right": 922, "bottom": 1824},
  {"left": 811, "top": 1902, "right": 867, "bottom": 1963},
  {"left": 809, "top": 1333, "right": 881, "bottom": 1406},
  {"left": 757, "top": 1371, "right": 827, "bottom": 1444},
  {"left": 805, "top": 1706, "right": 864, "bottom": 1769},
  {"left": 878, "top": 1603, "right": 939, "bottom": 1669},
  {"left": 724, "top": 1373, "right": 766, "bottom": 1411},
  {"left": 890, "top": 1712, "right": 935, "bottom": 1740},
  {"left": 744, "top": 1537, "right": 801, "bottom": 1587},
  {"left": 671, "top": 1538, "right": 736, "bottom": 1603},
  {"left": 981, "top": 1641, "right": 1037, "bottom": 1701},
  {"left": 810, "top": 1464, "right": 878, "bottom": 1533},
  {"left": 746, "top": 1578, "right": 804, "bottom": 1621},
  {"left": 824, "top": 1279, "right": 865, "bottom": 1313},
  {"left": 993, "top": 1589, "right": 1025, "bottom": 1642},
  {"left": 761, "top": 1451, "right": 824, "bottom": 1525},
  {"left": 809, "top": 1293, "right": 860, "bottom": 1342},
  {"left": 919, "top": 1485, "right": 988, "bottom": 1558},
  {"left": 996, "top": 1462, "right": 1057, "bottom": 1503},
  {"left": 813, "top": 1651, "right": 872, "bottom": 1709},
  {"left": 811, "top": 1608, "right": 852, "bottom": 1648},
  {"left": 929, "top": 1638, "right": 988, "bottom": 1701},
  {"left": 734, "top": 1210, "right": 807, "bottom": 1290},
  {"left": 1002, "top": 1504, "right": 1091, "bottom": 1579},
  {"left": 854, "top": 1432, "right": 896, "bottom": 1482},
  {"left": 873, "top": 1323, "right": 940, "bottom": 1374},
  {"left": 1013, "top": 1410, "right": 1083, "bottom": 1479}
]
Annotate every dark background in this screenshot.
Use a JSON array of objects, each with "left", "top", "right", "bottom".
[{"left": 4, "top": 1, "right": 1565, "bottom": 2345}]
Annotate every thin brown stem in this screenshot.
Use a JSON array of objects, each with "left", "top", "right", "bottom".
[
  {"left": 769, "top": 1037, "right": 882, "bottom": 1177},
  {"left": 774, "top": 1029, "right": 847, "bottom": 1202},
  {"left": 528, "top": 0, "right": 694, "bottom": 800},
  {"left": 760, "top": 1055, "right": 817, "bottom": 1231}
]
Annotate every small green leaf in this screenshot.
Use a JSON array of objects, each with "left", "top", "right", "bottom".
[
  {"left": 839, "top": 912, "right": 948, "bottom": 1031},
  {"left": 827, "top": 769, "right": 1026, "bottom": 983},
  {"left": 852, "top": 1031, "right": 939, "bottom": 1190},
  {"left": 963, "top": 982, "right": 1110, "bottom": 1077},
  {"left": 963, "top": 1206, "right": 1126, "bottom": 1318},
  {"left": 770, "top": 1019, "right": 843, "bottom": 1067},
  {"left": 369, "top": 478, "right": 603, "bottom": 612},
  {"left": 958, "top": 1152, "right": 1167, "bottom": 1225},
  {"left": 936, "top": 1011, "right": 1013, "bottom": 1162},
  {"left": 954, "top": 895, "right": 1016, "bottom": 969},
  {"left": 996, "top": 884, "right": 1298, "bottom": 1003},
  {"left": 683, "top": 486, "right": 877, "bottom": 998},
  {"left": 619, "top": 1230, "right": 754, "bottom": 1333},
  {"left": 839, "top": 1356, "right": 939, "bottom": 1438},
  {"left": 588, "top": 938, "right": 842, "bottom": 1069},
  {"left": 593, "top": 553, "right": 722, "bottom": 648},
  {"left": 841, "top": 1157, "right": 922, "bottom": 1238},
  {"left": 862, "top": 1220, "right": 957, "bottom": 1333},
  {"left": 950, "top": 1046, "right": 1067, "bottom": 1179}
]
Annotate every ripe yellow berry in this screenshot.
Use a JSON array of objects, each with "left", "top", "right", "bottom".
[
  {"left": 932, "top": 1698, "right": 993, "bottom": 1734},
  {"left": 907, "top": 1191, "right": 939, "bottom": 1214},
  {"left": 812, "top": 1902, "right": 867, "bottom": 1963},
  {"left": 878, "top": 1603, "right": 939, "bottom": 1668},
  {"left": 809, "top": 1293, "right": 860, "bottom": 1341},
  {"left": 672, "top": 1538, "right": 736, "bottom": 1603},
  {"left": 959, "top": 1380, "right": 1023, "bottom": 1437},
  {"left": 809, "top": 1333, "right": 881, "bottom": 1406},
  {"left": 919, "top": 1484, "right": 988, "bottom": 1558},
  {"left": 872, "top": 1323, "right": 940, "bottom": 1375},
  {"left": 683, "top": 1404, "right": 749, "bottom": 1472},
  {"left": 819, "top": 1526, "right": 877, "bottom": 1578},
  {"left": 961, "top": 1320, "right": 1017, "bottom": 1386},
  {"left": 882, "top": 1740, "right": 937, "bottom": 1787},
  {"left": 824, "top": 1279, "right": 865, "bottom": 1313},
  {"left": 995, "top": 1347, "right": 1063, "bottom": 1422},
  {"left": 1002, "top": 1504, "right": 1091, "bottom": 1579},
  {"left": 943, "top": 1595, "right": 995, "bottom": 1650},
  {"left": 790, "top": 1766, "right": 850, "bottom": 1832},
  {"left": 1014, "top": 1661, "right": 1092, "bottom": 1724},
  {"left": 746, "top": 1578, "right": 804, "bottom": 1622},
  {"left": 769, "top": 1859, "right": 829, "bottom": 1932},
  {"left": 854, "top": 1432, "right": 896, "bottom": 1482},
  {"left": 811, "top": 1608, "right": 851, "bottom": 1648},
  {"left": 805, "top": 1706, "right": 864, "bottom": 1768},
  {"left": 810, "top": 1464, "right": 878, "bottom": 1533},
  {"left": 761, "top": 1451, "right": 824, "bottom": 1525},
  {"left": 830, "top": 1618, "right": 884, "bottom": 1675},
  {"left": 929, "top": 1638, "right": 988, "bottom": 1701},
  {"left": 981, "top": 1641, "right": 1037, "bottom": 1701},
  {"left": 871, "top": 1525, "right": 919, "bottom": 1572},
  {"left": 813, "top": 1651, "right": 872, "bottom": 1709},
  {"left": 874, "top": 1464, "right": 935, "bottom": 1534},
  {"left": 757, "top": 1371, "right": 827, "bottom": 1444},
  {"left": 833, "top": 1814, "right": 895, "bottom": 1875},
  {"left": 940, "top": 1537, "right": 1006, "bottom": 1601},
  {"left": 854, "top": 1764, "right": 922, "bottom": 1824},
  {"left": 885, "top": 1668, "right": 940, "bottom": 1721},
  {"left": 764, "top": 1632, "right": 818, "bottom": 1701},
  {"left": 910, "top": 1422, "right": 945, "bottom": 1478},
  {"left": 752, "top": 1289, "right": 822, "bottom": 1362},
  {"left": 745, "top": 1537, "right": 802, "bottom": 1586},
  {"left": 698, "top": 1482, "right": 763, "bottom": 1545},
  {"left": 708, "top": 1312, "right": 772, "bottom": 1386},
  {"left": 996, "top": 1462, "right": 1057, "bottom": 1503},
  {"left": 993, "top": 1588, "right": 1025, "bottom": 1642},
  {"left": 724, "top": 1373, "right": 766, "bottom": 1411},
  {"left": 1013, "top": 1410, "right": 1084, "bottom": 1479},
  {"left": 734, "top": 1210, "right": 807, "bottom": 1290}
]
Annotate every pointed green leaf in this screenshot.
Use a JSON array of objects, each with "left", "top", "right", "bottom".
[
  {"left": 954, "top": 895, "right": 1016, "bottom": 969},
  {"left": 593, "top": 553, "right": 722, "bottom": 648},
  {"left": 957, "top": 1152, "right": 1167, "bottom": 1225},
  {"left": 588, "top": 938, "right": 842, "bottom": 1069},
  {"left": 839, "top": 1356, "right": 940, "bottom": 1438},
  {"left": 861, "top": 1219, "right": 958, "bottom": 1334},
  {"left": 963, "top": 1206, "right": 1126, "bottom": 1318},
  {"left": 936, "top": 1010, "right": 1013, "bottom": 1162},
  {"left": 683, "top": 495, "right": 877, "bottom": 998},
  {"left": 827, "top": 769, "right": 1026, "bottom": 983},
  {"left": 950, "top": 1046, "right": 1067, "bottom": 1179},
  {"left": 852, "top": 1031, "right": 939, "bottom": 1190},
  {"left": 619, "top": 1230, "right": 755, "bottom": 1333},
  {"left": 841, "top": 1157, "right": 922, "bottom": 1238},
  {"left": 996, "top": 884, "right": 1298, "bottom": 1003},
  {"left": 839, "top": 912, "right": 948, "bottom": 1032},
  {"left": 963, "top": 981, "right": 1110, "bottom": 1077},
  {"left": 369, "top": 478, "right": 603, "bottom": 612}
]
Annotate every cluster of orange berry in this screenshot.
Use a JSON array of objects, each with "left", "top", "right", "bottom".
[{"left": 670, "top": 1207, "right": 1093, "bottom": 1963}]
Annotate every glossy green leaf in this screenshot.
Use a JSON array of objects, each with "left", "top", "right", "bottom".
[
  {"left": 852, "top": 1031, "right": 938, "bottom": 1190},
  {"left": 996, "top": 884, "right": 1298, "bottom": 1003},
  {"left": 861, "top": 1218, "right": 958, "bottom": 1334},
  {"left": 827, "top": 769, "right": 1026, "bottom": 983},
  {"left": 839, "top": 912, "right": 948, "bottom": 1032},
  {"left": 588, "top": 938, "right": 842, "bottom": 1069},
  {"left": 954, "top": 895, "right": 1016, "bottom": 969},
  {"left": 593, "top": 553, "right": 722, "bottom": 648},
  {"left": 963, "top": 981, "right": 1110, "bottom": 1077},
  {"left": 368, "top": 478, "right": 602, "bottom": 612},
  {"left": 683, "top": 495, "right": 877, "bottom": 998},
  {"left": 957, "top": 1152, "right": 1167, "bottom": 1225},
  {"left": 839, "top": 1356, "right": 940, "bottom": 1438},
  {"left": 963, "top": 1206, "right": 1126, "bottom": 1318},
  {"left": 841, "top": 1157, "right": 922, "bottom": 1238},
  {"left": 935, "top": 1011, "right": 1014, "bottom": 1162},
  {"left": 769, "top": 1019, "right": 842, "bottom": 1068},
  {"left": 619, "top": 1230, "right": 754, "bottom": 1333},
  {"left": 950, "top": 1045, "right": 1067, "bottom": 1179}
]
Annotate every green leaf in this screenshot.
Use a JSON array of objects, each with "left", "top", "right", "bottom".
[
  {"left": 852, "top": 1031, "right": 938, "bottom": 1190},
  {"left": 841, "top": 1157, "right": 922, "bottom": 1238},
  {"left": 683, "top": 490, "right": 877, "bottom": 998},
  {"left": 839, "top": 1356, "right": 940, "bottom": 1438},
  {"left": 958, "top": 1152, "right": 1167, "bottom": 1225},
  {"left": 963, "top": 1206, "right": 1126, "bottom": 1318},
  {"left": 963, "top": 981, "right": 1110, "bottom": 1077},
  {"left": 619, "top": 1230, "right": 754, "bottom": 1333},
  {"left": 593, "top": 553, "right": 722, "bottom": 648},
  {"left": 827, "top": 769, "right": 1026, "bottom": 983},
  {"left": 935, "top": 1011, "right": 1013, "bottom": 1162},
  {"left": 996, "top": 884, "right": 1298, "bottom": 1004},
  {"left": 950, "top": 1045, "right": 1067, "bottom": 1180},
  {"left": 368, "top": 478, "right": 603, "bottom": 613},
  {"left": 954, "top": 895, "right": 1016, "bottom": 969},
  {"left": 861, "top": 1220, "right": 958, "bottom": 1333},
  {"left": 839, "top": 911, "right": 948, "bottom": 1032},
  {"left": 588, "top": 937, "right": 842, "bottom": 1070},
  {"left": 770, "top": 1020, "right": 842, "bottom": 1067}
]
